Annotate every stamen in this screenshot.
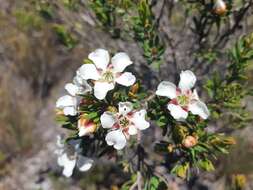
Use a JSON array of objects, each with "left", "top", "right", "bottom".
[{"left": 101, "top": 70, "right": 114, "bottom": 82}]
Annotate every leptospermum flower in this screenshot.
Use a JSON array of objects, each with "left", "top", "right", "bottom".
[
  {"left": 65, "top": 73, "right": 92, "bottom": 96},
  {"left": 56, "top": 74, "right": 92, "bottom": 116},
  {"left": 100, "top": 102, "right": 150, "bottom": 150},
  {"left": 156, "top": 70, "right": 210, "bottom": 121},
  {"left": 77, "top": 115, "right": 97, "bottom": 137},
  {"left": 77, "top": 49, "right": 136, "bottom": 100},
  {"left": 55, "top": 136, "right": 93, "bottom": 177}
]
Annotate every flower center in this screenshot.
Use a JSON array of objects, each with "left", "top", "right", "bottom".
[
  {"left": 177, "top": 95, "right": 190, "bottom": 107},
  {"left": 101, "top": 70, "right": 114, "bottom": 83},
  {"left": 118, "top": 116, "right": 130, "bottom": 128}
]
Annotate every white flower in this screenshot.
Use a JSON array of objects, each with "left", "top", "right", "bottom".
[
  {"left": 56, "top": 73, "right": 92, "bottom": 116},
  {"left": 55, "top": 136, "right": 93, "bottom": 177},
  {"left": 77, "top": 49, "right": 136, "bottom": 100},
  {"left": 65, "top": 74, "right": 92, "bottom": 96},
  {"left": 156, "top": 70, "right": 210, "bottom": 121},
  {"left": 100, "top": 102, "right": 150, "bottom": 150},
  {"left": 56, "top": 95, "right": 77, "bottom": 116}
]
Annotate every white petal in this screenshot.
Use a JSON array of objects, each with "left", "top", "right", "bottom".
[
  {"left": 56, "top": 95, "right": 77, "bottom": 108},
  {"left": 115, "top": 72, "right": 136, "bottom": 86},
  {"left": 167, "top": 104, "right": 188, "bottom": 121},
  {"left": 56, "top": 135, "right": 65, "bottom": 149},
  {"left": 94, "top": 82, "right": 114, "bottom": 100},
  {"left": 118, "top": 102, "right": 133, "bottom": 115},
  {"left": 131, "top": 110, "right": 150, "bottom": 130},
  {"left": 65, "top": 83, "right": 79, "bottom": 96},
  {"left": 178, "top": 70, "right": 196, "bottom": 91},
  {"left": 105, "top": 130, "right": 127, "bottom": 150},
  {"left": 112, "top": 52, "right": 133, "bottom": 72},
  {"left": 88, "top": 49, "right": 110, "bottom": 70},
  {"left": 188, "top": 100, "right": 210, "bottom": 119},
  {"left": 78, "top": 127, "right": 89, "bottom": 137},
  {"left": 73, "top": 75, "right": 92, "bottom": 94},
  {"left": 63, "top": 106, "right": 77, "bottom": 116},
  {"left": 58, "top": 153, "right": 76, "bottom": 177},
  {"left": 128, "top": 125, "right": 138, "bottom": 135},
  {"left": 100, "top": 112, "right": 117, "bottom": 128},
  {"left": 77, "top": 64, "right": 100, "bottom": 80},
  {"left": 156, "top": 81, "right": 177, "bottom": 99},
  {"left": 76, "top": 156, "right": 93, "bottom": 172},
  {"left": 192, "top": 89, "right": 199, "bottom": 100}
]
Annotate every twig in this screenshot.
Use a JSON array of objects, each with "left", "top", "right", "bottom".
[
  {"left": 129, "top": 171, "right": 142, "bottom": 190},
  {"left": 154, "top": 171, "right": 170, "bottom": 188},
  {"left": 155, "top": 0, "right": 166, "bottom": 28}
]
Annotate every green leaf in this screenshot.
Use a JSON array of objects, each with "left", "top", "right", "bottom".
[
  {"left": 171, "top": 162, "right": 189, "bottom": 179},
  {"left": 197, "top": 159, "right": 215, "bottom": 172}
]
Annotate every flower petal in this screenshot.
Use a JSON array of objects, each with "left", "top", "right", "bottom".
[
  {"left": 192, "top": 89, "right": 199, "bottom": 100},
  {"left": 115, "top": 72, "right": 136, "bottom": 86},
  {"left": 56, "top": 135, "right": 65, "bottom": 149},
  {"left": 100, "top": 112, "right": 117, "bottom": 129},
  {"left": 88, "top": 49, "right": 110, "bottom": 70},
  {"left": 167, "top": 104, "right": 188, "bottom": 121},
  {"left": 77, "top": 64, "right": 100, "bottom": 80},
  {"left": 73, "top": 75, "right": 92, "bottom": 94},
  {"left": 65, "top": 83, "right": 79, "bottom": 96},
  {"left": 76, "top": 156, "right": 93, "bottom": 172},
  {"left": 178, "top": 70, "right": 196, "bottom": 91},
  {"left": 57, "top": 153, "right": 76, "bottom": 177},
  {"left": 131, "top": 110, "right": 150, "bottom": 130},
  {"left": 118, "top": 102, "right": 133, "bottom": 116},
  {"left": 112, "top": 52, "right": 133, "bottom": 72},
  {"left": 128, "top": 125, "right": 138, "bottom": 135},
  {"left": 56, "top": 95, "right": 77, "bottom": 108},
  {"left": 188, "top": 100, "right": 210, "bottom": 119},
  {"left": 156, "top": 81, "right": 177, "bottom": 99},
  {"left": 105, "top": 130, "right": 127, "bottom": 150},
  {"left": 94, "top": 82, "right": 114, "bottom": 100},
  {"left": 63, "top": 106, "right": 77, "bottom": 116}
]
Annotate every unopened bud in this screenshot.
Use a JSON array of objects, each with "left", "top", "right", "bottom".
[
  {"left": 233, "top": 174, "right": 246, "bottom": 189},
  {"left": 107, "top": 106, "right": 118, "bottom": 113},
  {"left": 78, "top": 116, "right": 97, "bottom": 136},
  {"left": 129, "top": 83, "right": 140, "bottom": 98},
  {"left": 167, "top": 144, "right": 174, "bottom": 153},
  {"left": 214, "top": 0, "right": 227, "bottom": 15},
  {"left": 182, "top": 136, "right": 198, "bottom": 148}
]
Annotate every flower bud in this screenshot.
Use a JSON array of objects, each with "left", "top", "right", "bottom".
[
  {"left": 78, "top": 116, "right": 97, "bottom": 136},
  {"left": 167, "top": 144, "right": 174, "bottom": 153},
  {"left": 182, "top": 136, "right": 198, "bottom": 148},
  {"left": 128, "top": 83, "right": 139, "bottom": 98},
  {"left": 232, "top": 174, "right": 246, "bottom": 189},
  {"left": 213, "top": 0, "right": 227, "bottom": 15},
  {"left": 107, "top": 106, "right": 118, "bottom": 113}
]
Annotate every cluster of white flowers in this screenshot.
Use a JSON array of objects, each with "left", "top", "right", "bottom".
[
  {"left": 55, "top": 49, "right": 146, "bottom": 177},
  {"left": 55, "top": 49, "right": 210, "bottom": 177}
]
